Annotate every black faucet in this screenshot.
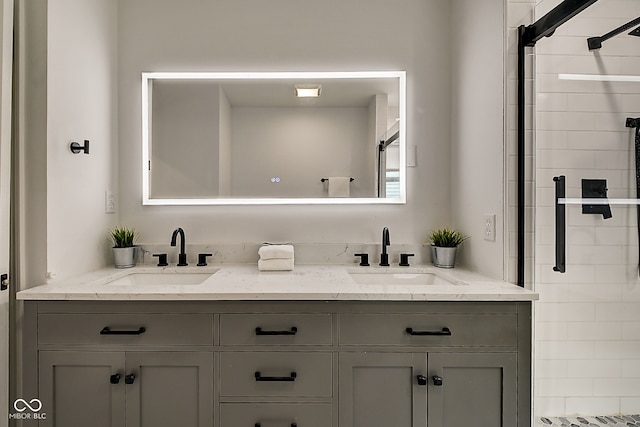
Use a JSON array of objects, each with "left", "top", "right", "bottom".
[
  {"left": 170, "top": 227, "right": 188, "bottom": 266},
  {"left": 380, "top": 227, "right": 390, "bottom": 266}
]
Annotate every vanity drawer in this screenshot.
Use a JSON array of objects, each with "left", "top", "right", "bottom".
[
  {"left": 38, "top": 313, "right": 214, "bottom": 346},
  {"left": 220, "top": 403, "right": 332, "bottom": 427},
  {"left": 219, "top": 314, "right": 332, "bottom": 346},
  {"left": 338, "top": 313, "right": 517, "bottom": 347},
  {"left": 219, "top": 351, "right": 332, "bottom": 397}
]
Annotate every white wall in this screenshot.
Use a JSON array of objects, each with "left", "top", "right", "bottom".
[
  {"left": 117, "top": 0, "right": 455, "bottom": 252},
  {"left": 450, "top": 0, "right": 507, "bottom": 279},
  {"left": 533, "top": 0, "right": 640, "bottom": 417},
  {"left": 45, "top": 0, "right": 118, "bottom": 280}
]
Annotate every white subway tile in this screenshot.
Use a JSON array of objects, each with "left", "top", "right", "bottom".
[
  {"left": 537, "top": 302, "right": 596, "bottom": 322},
  {"left": 537, "top": 92, "right": 568, "bottom": 112},
  {"left": 622, "top": 322, "right": 640, "bottom": 340},
  {"left": 593, "top": 340, "right": 640, "bottom": 359},
  {"left": 566, "top": 244, "right": 624, "bottom": 265},
  {"left": 621, "top": 397, "right": 640, "bottom": 415},
  {"left": 596, "top": 304, "right": 640, "bottom": 321},
  {"left": 567, "top": 93, "right": 624, "bottom": 113},
  {"left": 565, "top": 397, "right": 620, "bottom": 416},
  {"left": 536, "top": 378, "right": 594, "bottom": 397},
  {"left": 566, "top": 131, "right": 627, "bottom": 151},
  {"left": 537, "top": 112, "right": 597, "bottom": 133},
  {"left": 567, "top": 322, "right": 623, "bottom": 341},
  {"left": 622, "top": 359, "right": 640, "bottom": 377},
  {"left": 536, "top": 321, "right": 569, "bottom": 340},
  {"left": 536, "top": 359, "right": 569, "bottom": 378},
  {"left": 566, "top": 359, "right": 622, "bottom": 378},
  {"left": 593, "top": 378, "right": 640, "bottom": 396},
  {"left": 537, "top": 340, "right": 595, "bottom": 359},
  {"left": 534, "top": 397, "right": 566, "bottom": 417}
]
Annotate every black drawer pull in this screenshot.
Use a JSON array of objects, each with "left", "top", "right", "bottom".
[
  {"left": 254, "top": 371, "right": 297, "bottom": 382},
  {"left": 405, "top": 327, "right": 451, "bottom": 336},
  {"left": 416, "top": 375, "right": 427, "bottom": 386},
  {"left": 110, "top": 374, "right": 121, "bottom": 384},
  {"left": 255, "top": 327, "right": 298, "bottom": 336},
  {"left": 100, "top": 326, "right": 146, "bottom": 335},
  {"left": 255, "top": 424, "right": 297, "bottom": 427},
  {"left": 125, "top": 374, "right": 136, "bottom": 385},
  {"left": 432, "top": 375, "right": 443, "bottom": 386}
]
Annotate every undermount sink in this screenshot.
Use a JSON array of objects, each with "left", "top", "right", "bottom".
[
  {"left": 348, "top": 272, "right": 458, "bottom": 285},
  {"left": 104, "top": 271, "right": 217, "bottom": 287}
]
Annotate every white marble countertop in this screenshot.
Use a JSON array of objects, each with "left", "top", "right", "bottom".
[{"left": 16, "top": 264, "right": 538, "bottom": 302}]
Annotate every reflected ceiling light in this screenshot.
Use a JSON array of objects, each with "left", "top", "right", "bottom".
[
  {"left": 295, "top": 84, "right": 321, "bottom": 98},
  {"left": 559, "top": 73, "right": 640, "bottom": 82}
]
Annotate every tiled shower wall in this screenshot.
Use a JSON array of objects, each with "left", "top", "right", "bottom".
[{"left": 533, "top": 0, "right": 640, "bottom": 417}]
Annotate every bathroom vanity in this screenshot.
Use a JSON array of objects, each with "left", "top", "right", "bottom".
[{"left": 18, "top": 266, "right": 537, "bottom": 427}]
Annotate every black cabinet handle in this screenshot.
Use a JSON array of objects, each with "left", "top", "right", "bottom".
[
  {"left": 254, "top": 371, "right": 297, "bottom": 382},
  {"left": 255, "top": 327, "right": 298, "bottom": 336},
  {"left": 100, "top": 326, "right": 146, "bottom": 335},
  {"left": 416, "top": 375, "right": 427, "bottom": 386},
  {"left": 405, "top": 327, "right": 451, "bottom": 336},
  {"left": 255, "top": 424, "right": 297, "bottom": 427},
  {"left": 432, "top": 375, "right": 443, "bottom": 386},
  {"left": 110, "top": 374, "right": 121, "bottom": 384},
  {"left": 125, "top": 374, "right": 136, "bottom": 385}
]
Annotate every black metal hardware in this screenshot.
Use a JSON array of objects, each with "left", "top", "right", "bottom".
[
  {"left": 0, "top": 273, "right": 7, "bottom": 291},
  {"left": 432, "top": 375, "right": 443, "bottom": 386},
  {"left": 124, "top": 374, "right": 136, "bottom": 384},
  {"left": 587, "top": 16, "right": 640, "bottom": 50},
  {"left": 170, "top": 227, "right": 188, "bottom": 266},
  {"left": 399, "top": 253, "right": 414, "bottom": 267},
  {"left": 354, "top": 253, "right": 370, "bottom": 267},
  {"left": 255, "top": 326, "right": 298, "bottom": 336},
  {"left": 254, "top": 371, "right": 297, "bottom": 382},
  {"left": 581, "top": 179, "right": 612, "bottom": 219},
  {"left": 321, "top": 177, "right": 354, "bottom": 182},
  {"left": 405, "top": 327, "right": 451, "bottom": 336},
  {"left": 516, "top": 0, "right": 599, "bottom": 287},
  {"left": 416, "top": 375, "right": 427, "bottom": 386},
  {"left": 553, "top": 176, "right": 566, "bottom": 273},
  {"left": 521, "top": 0, "right": 599, "bottom": 47},
  {"left": 197, "top": 253, "right": 213, "bottom": 266},
  {"left": 152, "top": 253, "right": 168, "bottom": 267},
  {"left": 255, "top": 424, "right": 297, "bottom": 427},
  {"left": 69, "top": 139, "right": 90, "bottom": 154},
  {"left": 628, "top": 118, "right": 640, "bottom": 276},
  {"left": 100, "top": 326, "right": 146, "bottom": 335},
  {"left": 110, "top": 374, "right": 121, "bottom": 384},
  {"left": 380, "top": 227, "right": 390, "bottom": 266}
]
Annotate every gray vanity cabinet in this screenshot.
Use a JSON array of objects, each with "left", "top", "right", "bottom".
[
  {"left": 39, "top": 351, "right": 213, "bottom": 427},
  {"left": 338, "top": 352, "right": 427, "bottom": 426},
  {"left": 25, "top": 300, "right": 531, "bottom": 427}
]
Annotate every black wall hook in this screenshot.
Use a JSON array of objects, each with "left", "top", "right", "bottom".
[{"left": 70, "top": 140, "right": 90, "bottom": 154}]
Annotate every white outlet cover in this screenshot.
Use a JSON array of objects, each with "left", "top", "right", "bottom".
[{"left": 483, "top": 214, "right": 496, "bottom": 241}]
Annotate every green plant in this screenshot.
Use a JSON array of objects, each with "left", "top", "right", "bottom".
[
  {"left": 110, "top": 226, "right": 138, "bottom": 248},
  {"left": 427, "top": 228, "right": 469, "bottom": 248}
]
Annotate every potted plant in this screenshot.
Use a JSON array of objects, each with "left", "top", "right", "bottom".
[
  {"left": 110, "top": 226, "right": 139, "bottom": 268},
  {"left": 427, "top": 228, "right": 469, "bottom": 268}
]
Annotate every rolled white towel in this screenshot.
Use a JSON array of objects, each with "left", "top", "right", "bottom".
[
  {"left": 258, "top": 258, "right": 294, "bottom": 271},
  {"left": 258, "top": 244, "right": 294, "bottom": 260}
]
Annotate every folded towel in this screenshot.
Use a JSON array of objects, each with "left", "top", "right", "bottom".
[
  {"left": 328, "top": 177, "right": 351, "bottom": 197},
  {"left": 258, "top": 258, "right": 294, "bottom": 271},
  {"left": 258, "top": 244, "right": 294, "bottom": 260}
]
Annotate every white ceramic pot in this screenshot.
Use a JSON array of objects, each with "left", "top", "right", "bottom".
[
  {"left": 432, "top": 246, "right": 457, "bottom": 268},
  {"left": 113, "top": 246, "right": 136, "bottom": 268}
]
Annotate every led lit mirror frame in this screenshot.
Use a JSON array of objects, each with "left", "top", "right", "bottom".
[{"left": 141, "top": 71, "right": 406, "bottom": 205}]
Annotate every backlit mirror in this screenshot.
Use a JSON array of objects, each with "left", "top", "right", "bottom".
[{"left": 142, "top": 71, "right": 406, "bottom": 205}]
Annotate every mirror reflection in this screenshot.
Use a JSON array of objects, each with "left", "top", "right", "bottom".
[{"left": 142, "top": 71, "right": 406, "bottom": 205}]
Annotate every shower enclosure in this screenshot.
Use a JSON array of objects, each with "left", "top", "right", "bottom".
[{"left": 528, "top": 0, "right": 640, "bottom": 422}]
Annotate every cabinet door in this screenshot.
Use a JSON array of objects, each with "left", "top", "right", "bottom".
[
  {"left": 339, "top": 352, "right": 427, "bottom": 427},
  {"left": 39, "top": 351, "right": 125, "bottom": 427},
  {"left": 428, "top": 353, "right": 517, "bottom": 426},
  {"left": 124, "top": 352, "right": 213, "bottom": 427}
]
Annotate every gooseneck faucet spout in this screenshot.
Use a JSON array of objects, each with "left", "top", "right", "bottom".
[
  {"left": 170, "top": 227, "right": 188, "bottom": 266},
  {"left": 380, "top": 227, "right": 390, "bottom": 266}
]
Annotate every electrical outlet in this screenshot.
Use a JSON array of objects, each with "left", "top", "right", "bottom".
[
  {"left": 105, "top": 190, "right": 116, "bottom": 214},
  {"left": 483, "top": 214, "right": 496, "bottom": 241}
]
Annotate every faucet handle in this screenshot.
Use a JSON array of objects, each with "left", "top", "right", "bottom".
[
  {"left": 399, "top": 253, "right": 415, "bottom": 267},
  {"left": 152, "top": 253, "right": 168, "bottom": 267},
  {"left": 354, "top": 253, "right": 370, "bottom": 267},
  {"left": 197, "top": 253, "right": 213, "bottom": 266}
]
